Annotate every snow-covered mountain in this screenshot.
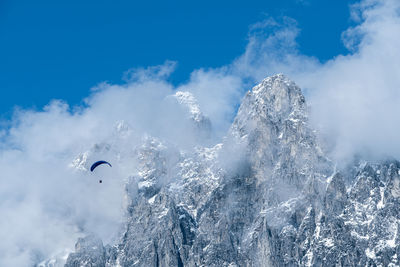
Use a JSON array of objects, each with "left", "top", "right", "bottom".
[{"left": 44, "top": 74, "right": 400, "bottom": 266}]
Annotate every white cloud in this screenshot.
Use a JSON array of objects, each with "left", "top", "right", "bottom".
[
  {"left": 0, "top": 63, "right": 205, "bottom": 265},
  {"left": 177, "top": 68, "right": 243, "bottom": 138},
  {"left": 231, "top": 0, "right": 400, "bottom": 162},
  {"left": 301, "top": 0, "right": 400, "bottom": 161},
  {"left": 1, "top": 0, "right": 400, "bottom": 265}
]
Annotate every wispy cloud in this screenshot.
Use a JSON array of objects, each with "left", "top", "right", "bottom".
[{"left": 231, "top": 0, "right": 400, "bottom": 162}]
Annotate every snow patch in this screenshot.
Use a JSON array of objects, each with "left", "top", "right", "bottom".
[
  {"left": 386, "top": 223, "right": 398, "bottom": 248},
  {"left": 365, "top": 248, "right": 376, "bottom": 259},
  {"left": 351, "top": 230, "right": 370, "bottom": 240},
  {"left": 138, "top": 180, "right": 155, "bottom": 189},
  {"left": 173, "top": 91, "right": 203, "bottom": 122},
  {"left": 148, "top": 195, "right": 157, "bottom": 204},
  {"left": 69, "top": 151, "right": 90, "bottom": 171},
  {"left": 377, "top": 186, "right": 385, "bottom": 209},
  {"left": 158, "top": 208, "right": 169, "bottom": 219},
  {"left": 391, "top": 179, "right": 400, "bottom": 198},
  {"left": 322, "top": 238, "right": 334, "bottom": 248},
  {"left": 304, "top": 249, "right": 314, "bottom": 267}
]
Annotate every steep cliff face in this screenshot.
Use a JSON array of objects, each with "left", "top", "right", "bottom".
[{"left": 61, "top": 74, "right": 400, "bottom": 267}]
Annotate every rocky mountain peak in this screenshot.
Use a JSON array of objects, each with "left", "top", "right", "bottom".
[
  {"left": 170, "top": 91, "right": 212, "bottom": 143},
  {"left": 57, "top": 74, "right": 400, "bottom": 267},
  {"left": 172, "top": 91, "right": 203, "bottom": 122},
  {"left": 230, "top": 74, "right": 306, "bottom": 140},
  {"left": 252, "top": 73, "right": 306, "bottom": 119}
]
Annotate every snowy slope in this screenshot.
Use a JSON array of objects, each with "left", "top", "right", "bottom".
[{"left": 45, "top": 74, "right": 400, "bottom": 267}]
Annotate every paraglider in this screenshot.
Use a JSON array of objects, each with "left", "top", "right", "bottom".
[
  {"left": 90, "top": 160, "right": 112, "bottom": 172},
  {"left": 90, "top": 160, "right": 112, "bottom": 183}
]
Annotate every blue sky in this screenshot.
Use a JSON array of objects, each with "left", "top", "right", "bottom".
[{"left": 0, "top": 0, "right": 355, "bottom": 118}]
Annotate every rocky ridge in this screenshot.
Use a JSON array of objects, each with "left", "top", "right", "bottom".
[{"left": 44, "top": 74, "right": 400, "bottom": 266}]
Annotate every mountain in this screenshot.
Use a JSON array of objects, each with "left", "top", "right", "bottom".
[{"left": 43, "top": 74, "right": 400, "bottom": 266}]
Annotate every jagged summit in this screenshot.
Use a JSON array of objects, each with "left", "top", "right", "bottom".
[
  {"left": 230, "top": 74, "right": 306, "bottom": 138},
  {"left": 173, "top": 91, "right": 203, "bottom": 123},
  {"left": 171, "top": 90, "right": 212, "bottom": 144},
  {"left": 229, "top": 74, "right": 330, "bottom": 205},
  {"left": 251, "top": 74, "right": 306, "bottom": 119},
  {"left": 42, "top": 74, "right": 400, "bottom": 267}
]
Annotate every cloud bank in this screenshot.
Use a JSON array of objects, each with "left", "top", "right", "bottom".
[
  {"left": 232, "top": 0, "right": 400, "bottom": 162},
  {"left": 1, "top": 0, "right": 400, "bottom": 265}
]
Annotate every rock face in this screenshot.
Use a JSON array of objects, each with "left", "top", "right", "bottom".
[
  {"left": 65, "top": 235, "right": 106, "bottom": 267},
  {"left": 63, "top": 74, "right": 400, "bottom": 266}
]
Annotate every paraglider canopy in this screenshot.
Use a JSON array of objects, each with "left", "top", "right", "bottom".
[{"left": 90, "top": 160, "right": 112, "bottom": 172}]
